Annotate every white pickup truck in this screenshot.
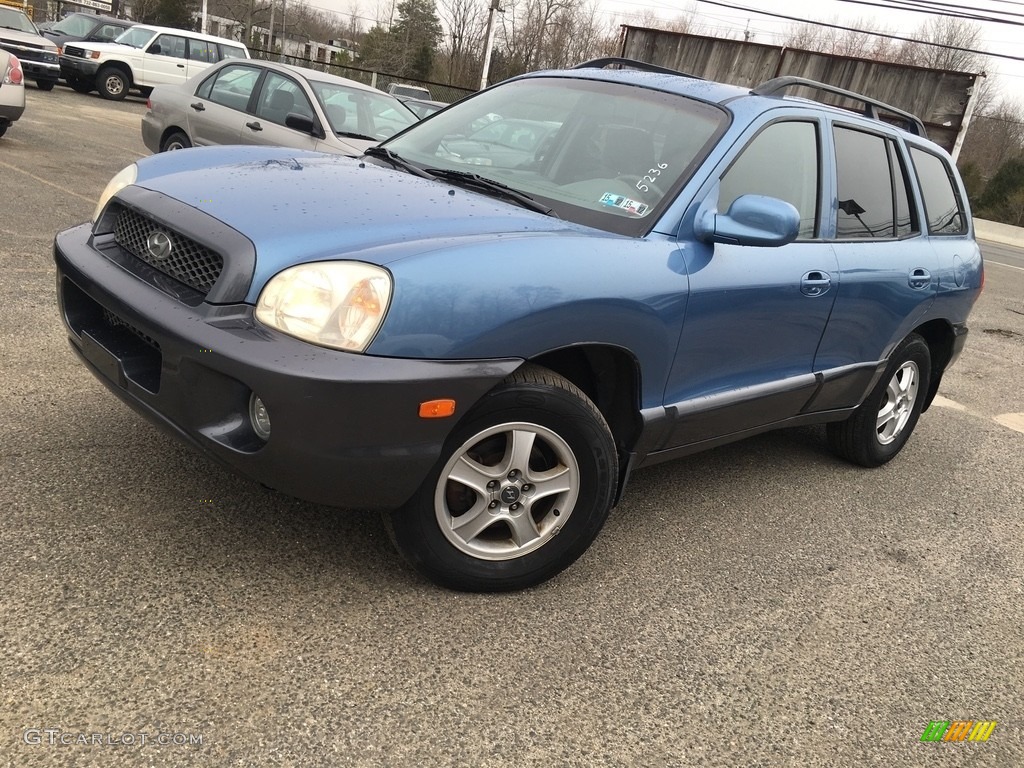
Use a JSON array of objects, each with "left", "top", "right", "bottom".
[{"left": 59, "top": 24, "right": 249, "bottom": 100}]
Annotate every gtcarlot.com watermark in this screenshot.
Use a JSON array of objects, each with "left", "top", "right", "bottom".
[{"left": 24, "top": 728, "right": 203, "bottom": 747}]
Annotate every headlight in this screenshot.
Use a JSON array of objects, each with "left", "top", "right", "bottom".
[
  {"left": 255, "top": 262, "right": 392, "bottom": 352},
  {"left": 92, "top": 164, "right": 137, "bottom": 222}
]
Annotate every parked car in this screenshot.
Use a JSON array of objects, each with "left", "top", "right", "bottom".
[
  {"left": 0, "top": 6, "right": 59, "bottom": 90},
  {"left": 0, "top": 49, "right": 25, "bottom": 137},
  {"left": 59, "top": 23, "right": 249, "bottom": 99},
  {"left": 142, "top": 58, "right": 418, "bottom": 154},
  {"left": 37, "top": 12, "right": 133, "bottom": 55},
  {"left": 387, "top": 82, "right": 431, "bottom": 100},
  {"left": 54, "top": 58, "right": 984, "bottom": 591},
  {"left": 440, "top": 117, "right": 560, "bottom": 167},
  {"left": 402, "top": 97, "right": 447, "bottom": 120}
]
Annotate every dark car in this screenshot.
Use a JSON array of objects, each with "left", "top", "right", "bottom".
[
  {"left": 54, "top": 58, "right": 983, "bottom": 591},
  {"left": 38, "top": 12, "right": 133, "bottom": 56}
]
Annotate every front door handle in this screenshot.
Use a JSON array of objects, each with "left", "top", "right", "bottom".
[
  {"left": 801, "top": 270, "right": 832, "bottom": 297},
  {"left": 190, "top": 101, "right": 205, "bottom": 112},
  {"left": 909, "top": 268, "right": 931, "bottom": 289},
  {"left": 245, "top": 121, "right": 263, "bottom": 132},
  {"left": 177, "top": 63, "right": 185, "bottom": 69}
]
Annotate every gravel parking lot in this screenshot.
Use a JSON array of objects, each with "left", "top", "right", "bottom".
[{"left": 1, "top": 85, "right": 1022, "bottom": 767}]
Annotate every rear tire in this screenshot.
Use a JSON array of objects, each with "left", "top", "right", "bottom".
[
  {"left": 827, "top": 333, "right": 931, "bottom": 467},
  {"left": 386, "top": 364, "right": 618, "bottom": 591},
  {"left": 160, "top": 130, "right": 192, "bottom": 152},
  {"left": 96, "top": 67, "right": 129, "bottom": 100}
]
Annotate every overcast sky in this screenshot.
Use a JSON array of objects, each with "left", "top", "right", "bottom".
[
  {"left": 319, "top": 0, "right": 1023, "bottom": 98},
  {"left": 599, "top": 0, "right": 1023, "bottom": 91}
]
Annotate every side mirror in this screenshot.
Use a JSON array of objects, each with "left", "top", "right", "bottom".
[
  {"left": 285, "top": 112, "right": 320, "bottom": 137},
  {"left": 148, "top": 43, "right": 162, "bottom": 54},
  {"left": 695, "top": 194, "right": 801, "bottom": 247}
]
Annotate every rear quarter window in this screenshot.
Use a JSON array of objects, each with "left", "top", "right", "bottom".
[{"left": 910, "top": 147, "right": 968, "bottom": 235}]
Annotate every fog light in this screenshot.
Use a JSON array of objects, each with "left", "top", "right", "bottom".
[{"left": 249, "top": 393, "right": 271, "bottom": 440}]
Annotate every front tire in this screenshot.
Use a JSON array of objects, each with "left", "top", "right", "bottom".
[
  {"left": 96, "top": 67, "right": 129, "bottom": 100},
  {"left": 36, "top": 79, "right": 55, "bottom": 91},
  {"left": 160, "top": 130, "right": 192, "bottom": 152},
  {"left": 387, "top": 364, "right": 618, "bottom": 591},
  {"left": 828, "top": 333, "right": 931, "bottom": 467},
  {"left": 68, "top": 77, "right": 93, "bottom": 94}
]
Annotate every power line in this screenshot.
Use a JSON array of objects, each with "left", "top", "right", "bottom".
[
  {"left": 835, "top": 0, "right": 1024, "bottom": 25},
  {"left": 695, "top": 0, "right": 1024, "bottom": 64}
]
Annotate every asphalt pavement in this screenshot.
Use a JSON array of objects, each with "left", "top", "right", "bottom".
[{"left": 1, "top": 85, "right": 1021, "bottom": 767}]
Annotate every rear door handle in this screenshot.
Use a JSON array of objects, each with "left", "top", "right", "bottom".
[
  {"left": 801, "top": 270, "right": 832, "bottom": 297},
  {"left": 245, "top": 121, "right": 263, "bottom": 132},
  {"left": 190, "top": 101, "right": 205, "bottom": 112},
  {"left": 909, "top": 268, "right": 931, "bottom": 289}
]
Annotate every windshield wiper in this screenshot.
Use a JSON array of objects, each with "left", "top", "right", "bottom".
[
  {"left": 337, "top": 130, "right": 377, "bottom": 141},
  {"left": 424, "top": 169, "right": 556, "bottom": 216},
  {"left": 363, "top": 146, "right": 436, "bottom": 179}
]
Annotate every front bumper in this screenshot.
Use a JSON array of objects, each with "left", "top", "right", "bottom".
[
  {"left": 59, "top": 55, "right": 100, "bottom": 81},
  {"left": 54, "top": 223, "right": 521, "bottom": 509},
  {"left": 23, "top": 60, "right": 59, "bottom": 82}
]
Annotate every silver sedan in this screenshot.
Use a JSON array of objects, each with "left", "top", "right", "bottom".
[
  {"left": 0, "top": 49, "right": 26, "bottom": 139},
  {"left": 141, "top": 58, "right": 418, "bottom": 155}
]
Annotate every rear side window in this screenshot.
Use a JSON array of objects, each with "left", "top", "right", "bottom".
[
  {"left": 219, "top": 44, "right": 248, "bottom": 60},
  {"left": 834, "top": 127, "right": 896, "bottom": 239},
  {"left": 188, "top": 39, "right": 218, "bottom": 63},
  {"left": 719, "top": 121, "right": 820, "bottom": 239},
  {"left": 910, "top": 147, "right": 967, "bottom": 235}
]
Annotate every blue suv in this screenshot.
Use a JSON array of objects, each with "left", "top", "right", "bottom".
[{"left": 54, "top": 58, "right": 983, "bottom": 591}]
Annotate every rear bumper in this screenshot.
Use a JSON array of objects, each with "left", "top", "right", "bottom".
[
  {"left": 0, "top": 100, "right": 24, "bottom": 123},
  {"left": 54, "top": 222, "right": 521, "bottom": 510}
]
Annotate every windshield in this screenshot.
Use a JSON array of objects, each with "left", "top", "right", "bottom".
[
  {"left": 381, "top": 77, "right": 727, "bottom": 236},
  {"left": 309, "top": 81, "right": 417, "bottom": 140},
  {"left": 114, "top": 25, "right": 156, "bottom": 48},
  {"left": 0, "top": 7, "right": 38, "bottom": 34},
  {"left": 50, "top": 13, "right": 94, "bottom": 36}
]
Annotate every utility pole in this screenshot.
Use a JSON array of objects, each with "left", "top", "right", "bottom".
[
  {"left": 479, "top": 0, "right": 502, "bottom": 91},
  {"left": 201, "top": 0, "right": 208, "bottom": 34},
  {"left": 280, "top": 0, "right": 287, "bottom": 62}
]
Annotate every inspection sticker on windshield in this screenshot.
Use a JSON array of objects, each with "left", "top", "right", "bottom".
[{"left": 600, "top": 193, "right": 649, "bottom": 216}]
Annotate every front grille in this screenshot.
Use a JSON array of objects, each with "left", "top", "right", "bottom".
[
  {"left": 0, "top": 40, "right": 56, "bottom": 63},
  {"left": 64, "top": 45, "right": 85, "bottom": 58},
  {"left": 113, "top": 207, "right": 224, "bottom": 295},
  {"left": 103, "top": 308, "right": 160, "bottom": 351}
]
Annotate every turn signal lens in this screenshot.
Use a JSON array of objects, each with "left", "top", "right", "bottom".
[{"left": 419, "top": 399, "right": 456, "bottom": 419}]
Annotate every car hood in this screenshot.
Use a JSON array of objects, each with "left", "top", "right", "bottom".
[
  {"left": 130, "top": 146, "right": 604, "bottom": 301},
  {"left": 0, "top": 28, "right": 57, "bottom": 52}
]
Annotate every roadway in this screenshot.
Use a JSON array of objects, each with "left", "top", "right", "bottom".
[{"left": 1, "top": 85, "right": 1021, "bottom": 767}]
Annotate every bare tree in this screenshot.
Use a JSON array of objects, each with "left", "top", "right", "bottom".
[
  {"left": 437, "top": 0, "right": 487, "bottom": 87},
  {"left": 897, "top": 16, "right": 985, "bottom": 72}
]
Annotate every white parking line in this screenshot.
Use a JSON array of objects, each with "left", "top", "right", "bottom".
[
  {"left": 986, "top": 260, "right": 1024, "bottom": 272},
  {"left": 932, "top": 395, "right": 1024, "bottom": 434}
]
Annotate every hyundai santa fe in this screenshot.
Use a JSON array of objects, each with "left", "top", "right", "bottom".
[{"left": 53, "top": 58, "right": 984, "bottom": 591}]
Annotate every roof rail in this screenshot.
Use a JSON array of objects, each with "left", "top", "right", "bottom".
[
  {"left": 752, "top": 76, "right": 927, "bottom": 137},
  {"left": 573, "top": 57, "right": 703, "bottom": 80}
]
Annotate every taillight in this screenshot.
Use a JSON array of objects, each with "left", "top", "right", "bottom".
[
  {"left": 4, "top": 55, "right": 23, "bottom": 86},
  {"left": 146, "top": 98, "right": 152, "bottom": 109}
]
